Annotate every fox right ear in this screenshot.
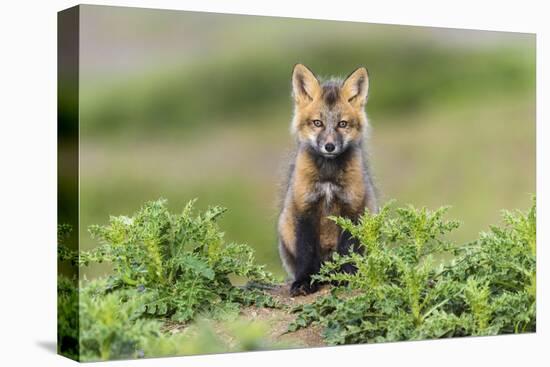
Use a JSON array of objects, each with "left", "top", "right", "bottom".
[{"left": 292, "top": 64, "right": 320, "bottom": 104}]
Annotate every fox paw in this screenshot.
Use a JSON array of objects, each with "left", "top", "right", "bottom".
[
  {"left": 290, "top": 279, "right": 319, "bottom": 296},
  {"left": 340, "top": 263, "right": 357, "bottom": 274}
]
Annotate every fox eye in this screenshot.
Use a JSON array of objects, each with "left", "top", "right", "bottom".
[
  {"left": 312, "top": 120, "right": 324, "bottom": 128},
  {"left": 338, "top": 120, "right": 348, "bottom": 128}
]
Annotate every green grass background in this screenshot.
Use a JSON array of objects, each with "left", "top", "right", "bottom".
[{"left": 74, "top": 5, "right": 535, "bottom": 278}]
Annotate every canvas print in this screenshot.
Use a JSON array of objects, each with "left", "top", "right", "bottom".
[{"left": 57, "top": 5, "right": 536, "bottom": 362}]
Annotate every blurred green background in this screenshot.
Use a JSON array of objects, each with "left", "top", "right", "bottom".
[{"left": 77, "top": 5, "right": 535, "bottom": 279}]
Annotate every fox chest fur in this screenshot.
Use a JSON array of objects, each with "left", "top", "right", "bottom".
[
  {"left": 278, "top": 147, "right": 375, "bottom": 274},
  {"left": 292, "top": 148, "right": 367, "bottom": 253}
]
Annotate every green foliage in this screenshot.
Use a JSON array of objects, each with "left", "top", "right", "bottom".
[
  {"left": 57, "top": 275, "right": 79, "bottom": 359},
  {"left": 290, "top": 199, "right": 536, "bottom": 344},
  {"left": 58, "top": 199, "right": 280, "bottom": 361},
  {"left": 85, "top": 199, "right": 278, "bottom": 322},
  {"left": 58, "top": 197, "right": 536, "bottom": 360},
  {"left": 449, "top": 199, "right": 537, "bottom": 334},
  {"left": 142, "top": 319, "right": 289, "bottom": 357},
  {"left": 72, "top": 278, "right": 282, "bottom": 361},
  {"left": 79, "top": 282, "right": 162, "bottom": 361}
]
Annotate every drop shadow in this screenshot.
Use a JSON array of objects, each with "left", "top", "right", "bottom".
[{"left": 36, "top": 340, "right": 57, "bottom": 354}]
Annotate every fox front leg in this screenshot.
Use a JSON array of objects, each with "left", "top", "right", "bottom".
[
  {"left": 290, "top": 215, "right": 321, "bottom": 296},
  {"left": 336, "top": 229, "right": 361, "bottom": 274}
]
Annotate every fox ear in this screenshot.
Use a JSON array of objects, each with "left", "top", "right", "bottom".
[
  {"left": 292, "top": 64, "right": 321, "bottom": 104},
  {"left": 342, "top": 67, "right": 369, "bottom": 108}
]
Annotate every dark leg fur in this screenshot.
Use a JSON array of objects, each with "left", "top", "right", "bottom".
[
  {"left": 336, "top": 230, "right": 361, "bottom": 274},
  {"left": 290, "top": 214, "right": 321, "bottom": 296}
]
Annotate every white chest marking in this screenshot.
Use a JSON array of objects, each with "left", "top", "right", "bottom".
[{"left": 320, "top": 182, "right": 338, "bottom": 205}]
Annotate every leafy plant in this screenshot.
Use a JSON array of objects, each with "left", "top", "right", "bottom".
[
  {"left": 58, "top": 197, "right": 536, "bottom": 361},
  {"left": 84, "top": 199, "right": 278, "bottom": 322},
  {"left": 79, "top": 281, "right": 161, "bottom": 361},
  {"left": 289, "top": 199, "right": 536, "bottom": 344},
  {"left": 449, "top": 200, "right": 536, "bottom": 334},
  {"left": 68, "top": 278, "right": 282, "bottom": 361},
  {"left": 57, "top": 275, "right": 79, "bottom": 359},
  {"left": 58, "top": 199, "right": 280, "bottom": 361}
]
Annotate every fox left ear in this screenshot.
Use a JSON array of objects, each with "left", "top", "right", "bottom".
[{"left": 342, "top": 67, "right": 369, "bottom": 108}]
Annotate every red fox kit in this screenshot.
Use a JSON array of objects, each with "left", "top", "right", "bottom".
[{"left": 278, "top": 64, "right": 378, "bottom": 296}]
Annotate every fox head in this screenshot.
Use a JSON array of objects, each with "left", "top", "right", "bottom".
[{"left": 290, "top": 64, "right": 369, "bottom": 159}]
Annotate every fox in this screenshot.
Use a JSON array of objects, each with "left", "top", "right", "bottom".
[{"left": 278, "top": 64, "right": 378, "bottom": 296}]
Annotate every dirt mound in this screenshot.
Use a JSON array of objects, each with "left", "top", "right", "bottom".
[
  {"left": 238, "top": 283, "right": 330, "bottom": 348},
  {"left": 163, "top": 283, "right": 329, "bottom": 349}
]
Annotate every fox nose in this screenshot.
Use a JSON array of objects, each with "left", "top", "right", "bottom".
[{"left": 324, "top": 143, "right": 335, "bottom": 152}]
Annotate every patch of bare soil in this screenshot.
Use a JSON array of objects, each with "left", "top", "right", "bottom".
[
  {"left": 162, "top": 283, "right": 330, "bottom": 349},
  {"left": 238, "top": 282, "right": 330, "bottom": 348}
]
